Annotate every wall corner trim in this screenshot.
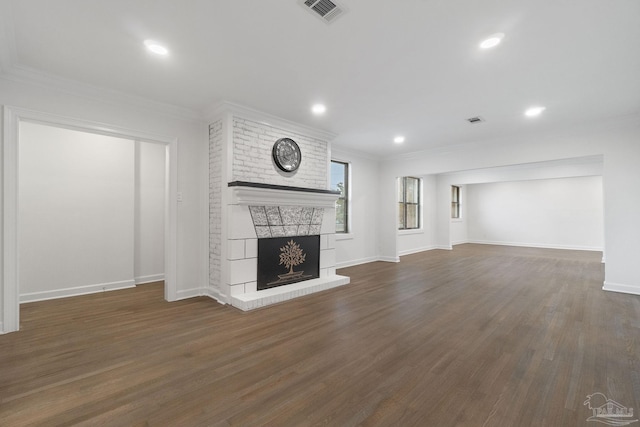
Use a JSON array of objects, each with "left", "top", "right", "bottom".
[
  {"left": 175, "top": 288, "right": 205, "bottom": 300},
  {"left": 205, "top": 288, "right": 227, "bottom": 305}
]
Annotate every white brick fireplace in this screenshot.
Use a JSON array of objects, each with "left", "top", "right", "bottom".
[{"left": 208, "top": 103, "right": 349, "bottom": 310}]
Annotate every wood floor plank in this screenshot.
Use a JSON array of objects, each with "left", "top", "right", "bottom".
[{"left": 1, "top": 245, "right": 639, "bottom": 426}]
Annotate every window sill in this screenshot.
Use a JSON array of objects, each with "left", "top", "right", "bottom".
[
  {"left": 398, "top": 229, "right": 424, "bottom": 236},
  {"left": 335, "top": 233, "right": 354, "bottom": 241}
]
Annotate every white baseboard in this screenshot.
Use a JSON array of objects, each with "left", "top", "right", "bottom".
[
  {"left": 173, "top": 287, "right": 227, "bottom": 304},
  {"left": 435, "top": 245, "right": 453, "bottom": 250},
  {"left": 378, "top": 256, "right": 400, "bottom": 263},
  {"left": 20, "top": 280, "right": 136, "bottom": 303},
  {"left": 135, "top": 274, "right": 165, "bottom": 285},
  {"left": 336, "top": 256, "right": 380, "bottom": 269},
  {"left": 603, "top": 281, "right": 640, "bottom": 296},
  {"left": 204, "top": 287, "right": 227, "bottom": 304},
  {"left": 467, "top": 240, "right": 603, "bottom": 252},
  {"left": 399, "top": 246, "right": 437, "bottom": 257},
  {"left": 175, "top": 288, "right": 205, "bottom": 300}
]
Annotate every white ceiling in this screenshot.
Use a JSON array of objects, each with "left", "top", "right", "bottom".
[{"left": 1, "top": 0, "right": 639, "bottom": 157}]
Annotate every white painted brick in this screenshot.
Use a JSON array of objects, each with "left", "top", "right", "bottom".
[
  {"left": 228, "top": 205, "right": 257, "bottom": 239},
  {"left": 230, "top": 283, "right": 246, "bottom": 296},
  {"left": 232, "top": 117, "right": 328, "bottom": 190},
  {"left": 327, "top": 234, "right": 336, "bottom": 249},
  {"left": 211, "top": 114, "right": 339, "bottom": 301},
  {"left": 320, "top": 234, "right": 328, "bottom": 250},
  {"left": 209, "top": 120, "right": 223, "bottom": 292},
  {"left": 228, "top": 240, "right": 245, "bottom": 260},
  {"left": 321, "top": 207, "right": 336, "bottom": 234},
  {"left": 245, "top": 281, "right": 257, "bottom": 293},
  {"left": 320, "top": 248, "right": 336, "bottom": 269},
  {"left": 229, "top": 258, "right": 257, "bottom": 285},
  {"left": 245, "top": 239, "right": 258, "bottom": 259}
]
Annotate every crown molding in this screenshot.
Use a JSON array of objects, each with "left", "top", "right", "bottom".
[
  {"left": 0, "top": 63, "right": 205, "bottom": 124},
  {"left": 205, "top": 101, "right": 338, "bottom": 142},
  {"left": 0, "top": 1, "right": 17, "bottom": 74}
]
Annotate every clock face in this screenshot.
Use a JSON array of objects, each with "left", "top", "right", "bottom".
[{"left": 272, "top": 138, "right": 301, "bottom": 172}]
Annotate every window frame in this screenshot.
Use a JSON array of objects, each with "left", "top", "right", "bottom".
[
  {"left": 451, "top": 185, "right": 461, "bottom": 219},
  {"left": 398, "top": 176, "right": 421, "bottom": 230},
  {"left": 330, "top": 160, "right": 350, "bottom": 234}
]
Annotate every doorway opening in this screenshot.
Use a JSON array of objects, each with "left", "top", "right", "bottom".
[{"left": 2, "top": 106, "right": 178, "bottom": 333}]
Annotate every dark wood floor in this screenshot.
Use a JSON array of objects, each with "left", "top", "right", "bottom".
[{"left": 1, "top": 244, "right": 639, "bottom": 426}]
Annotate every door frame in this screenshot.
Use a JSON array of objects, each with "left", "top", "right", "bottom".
[{"left": 2, "top": 106, "right": 178, "bottom": 333}]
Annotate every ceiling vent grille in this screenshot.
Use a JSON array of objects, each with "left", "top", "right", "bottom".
[
  {"left": 300, "top": 0, "right": 347, "bottom": 24},
  {"left": 466, "top": 116, "right": 485, "bottom": 124}
]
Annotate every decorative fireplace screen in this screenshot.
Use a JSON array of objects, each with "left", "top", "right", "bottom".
[
  {"left": 257, "top": 235, "right": 320, "bottom": 290},
  {"left": 248, "top": 205, "right": 324, "bottom": 290}
]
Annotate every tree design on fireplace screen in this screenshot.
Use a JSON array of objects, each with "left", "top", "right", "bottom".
[{"left": 258, "top": 235, "right": 320, "bottom": 290}]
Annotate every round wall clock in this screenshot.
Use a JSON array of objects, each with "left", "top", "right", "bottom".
[{"left": 272, "top": 138, "right": 302, "bottom": 172}]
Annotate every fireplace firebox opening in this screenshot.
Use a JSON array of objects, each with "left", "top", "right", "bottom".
[{"left": 257, "top": 235, "right": 320, "bottom": 290}]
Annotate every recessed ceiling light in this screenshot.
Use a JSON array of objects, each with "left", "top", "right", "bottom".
[
  {"left": 144, "top": 40, "right": 169, "bottom": 56},
  {"left": 479, "top": 33, "right": 505, "bottom": 49},
  {"left": 394, "top": 136, "right": 405, "bottom": 144},
  {"left": 311, "top": 104, "right": 326, "bottom": 115},
  {"left": 524, "top": 106, "right": 546, "bottom": 117}
]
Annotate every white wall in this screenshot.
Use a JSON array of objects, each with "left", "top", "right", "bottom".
[
  {"left": 466, "top": 176, "right": 603, "bottom": 250},
  {"left": 135, "top": 141, "right": 165, "bottom": 284},
  {"left": 332, "top": 148, "right": 380, "bottom": 268},
  {"left": 18, "top": 124, "right": 167, "bottom": 301},
  {"left": 19, "top": 122, "right": 136, "bottom": 301},
  {"left": 1, "top": 75, "right": 207, "bottom": 331}
]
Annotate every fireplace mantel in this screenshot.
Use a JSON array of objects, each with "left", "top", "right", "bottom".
[
  {"left": 209, "top": 114, "right": 349, "bottom": 311},
  {"left": 228, "top": 181, "right": 339, "bottom": 207}
]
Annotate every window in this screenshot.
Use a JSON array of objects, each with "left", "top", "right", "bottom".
[
  {"left": 398, "top": 176, "right": 421, "bottom": 230},
  {"left": 451, "top": 185, "right": 461, "bottom": 219},
  {"left": 331, "top": 160, "right": 349, "bottom": 233}
]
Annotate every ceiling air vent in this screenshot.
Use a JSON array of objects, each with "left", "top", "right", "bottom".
[
  {"left": 300, "top": 0, "right": 347, "bottom": 24},
  {"left": 466, "top": 116, "right": 485, "bottom": 124}
]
